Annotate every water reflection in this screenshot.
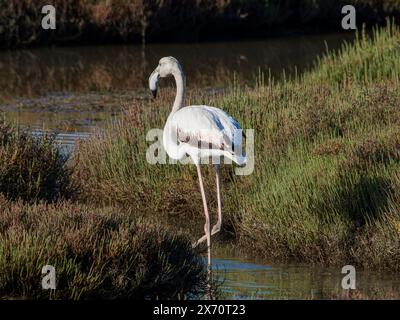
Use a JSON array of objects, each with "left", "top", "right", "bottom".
[
  {"left": 0, "top": 33, "right": 354, "bottom": 139},
  {"left": 213, "top": 256, "right": 400, "bottom": 300},
  {"left": 31, "top": 130, "right": 91, "bottom": 156},
  {"left": 0, "top": 33, "right": 354, "bottom": 103}
]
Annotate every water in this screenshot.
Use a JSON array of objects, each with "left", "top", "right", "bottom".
[
  {"left": 0, "top": 33, "right": 354, "bottom": 101},
  {"left": 212, "top": 255, "right": 400, "bottom": 299},
  {"left": 0, "top": 32, "right": 354, "bottom": 136},
  {"left": 3, "top": 32, "right": 399, "bottom": 300}
]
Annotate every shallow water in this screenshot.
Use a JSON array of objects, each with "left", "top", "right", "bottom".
[
  {"left": 212, "top": 253, "right": 400, "bottom": 300},
  {"left": 3, "top": 32, "right": 399, "bottom": 300}
]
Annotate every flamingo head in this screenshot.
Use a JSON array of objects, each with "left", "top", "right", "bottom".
[{"left": 149, "top": 56, "right": 181, "bottom": 98}]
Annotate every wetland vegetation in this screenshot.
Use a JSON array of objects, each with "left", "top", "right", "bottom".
[
  {"left": 72, "top": 23, "right": 400, "bottom": 271},
  {"left": 1, "top": 20, "right": 400, "bottom": 299}
]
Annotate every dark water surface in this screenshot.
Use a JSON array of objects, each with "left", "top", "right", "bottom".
[
  {"left": 0, "top": 33, "right": 354, "bottom": 100},
  {"left": 0, "top": 32, "right": 354, "bottom": 135},
  {"left": 3, "top": 32, "right": 399, "bottom": 300}
]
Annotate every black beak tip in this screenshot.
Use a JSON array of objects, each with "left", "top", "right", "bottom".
[{"left": 151, "top": 89, "right": 157, "bottom": 99}]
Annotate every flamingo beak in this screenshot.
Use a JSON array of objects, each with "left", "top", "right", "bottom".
[{"left": 149, "top": 68, "right": 160, "bottom": 99}]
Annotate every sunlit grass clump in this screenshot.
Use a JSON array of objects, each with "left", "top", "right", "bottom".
[{"left": 309, "top": 21, "right": 400, "bottom": 85}]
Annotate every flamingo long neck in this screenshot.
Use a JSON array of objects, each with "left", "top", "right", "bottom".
[
  {"left": 163, "top": 65, "right": 187, "bottom": 160},
  {"left": 171, "top": 66, "right": 185, "bottom": 113}
]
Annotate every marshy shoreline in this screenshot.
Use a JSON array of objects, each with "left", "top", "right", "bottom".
[{"left": 1, "top": 22, "right": 400, "bottom": 299}]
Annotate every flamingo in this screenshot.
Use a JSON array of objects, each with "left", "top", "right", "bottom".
[{"left": 148, "top": 56, "right": 246, "bottom": 274}]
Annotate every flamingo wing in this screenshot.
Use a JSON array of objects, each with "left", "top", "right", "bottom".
[{"left": 171, "top": 105, "right": 243, "bottom": 155}]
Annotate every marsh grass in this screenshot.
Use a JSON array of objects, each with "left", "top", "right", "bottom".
[
  {"left": 309, "top": 21, "right": 400, "bottom": 85},
  {"left": 0, "top": 119, "right": 74, "bottom": 202},
  {"left": 0, "top": 195, "right": 207, "bottom": 299},
  {"left": 1, "top": 22, "right": 399, "bottom": 299},
  {"left": 73, "top": 23, "right": 400, "bottom": 270},
  {"left": 0, "top": 119, "right": 209, "bottom": 299}
]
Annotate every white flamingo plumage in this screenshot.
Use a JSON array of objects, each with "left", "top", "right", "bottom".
[{"left": 149, "top": 56, "right": 246, "bottom": 273}]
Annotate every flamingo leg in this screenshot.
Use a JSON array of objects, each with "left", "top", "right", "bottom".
[
  {"left": 212, "top": 164, "right": 222, "bottom": 235},
  {"left": 193, "top": 164, "right": 222, "bottom": 247},
  {"left": 194, "top": 164, "right": 212, "bottom": 273}
]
